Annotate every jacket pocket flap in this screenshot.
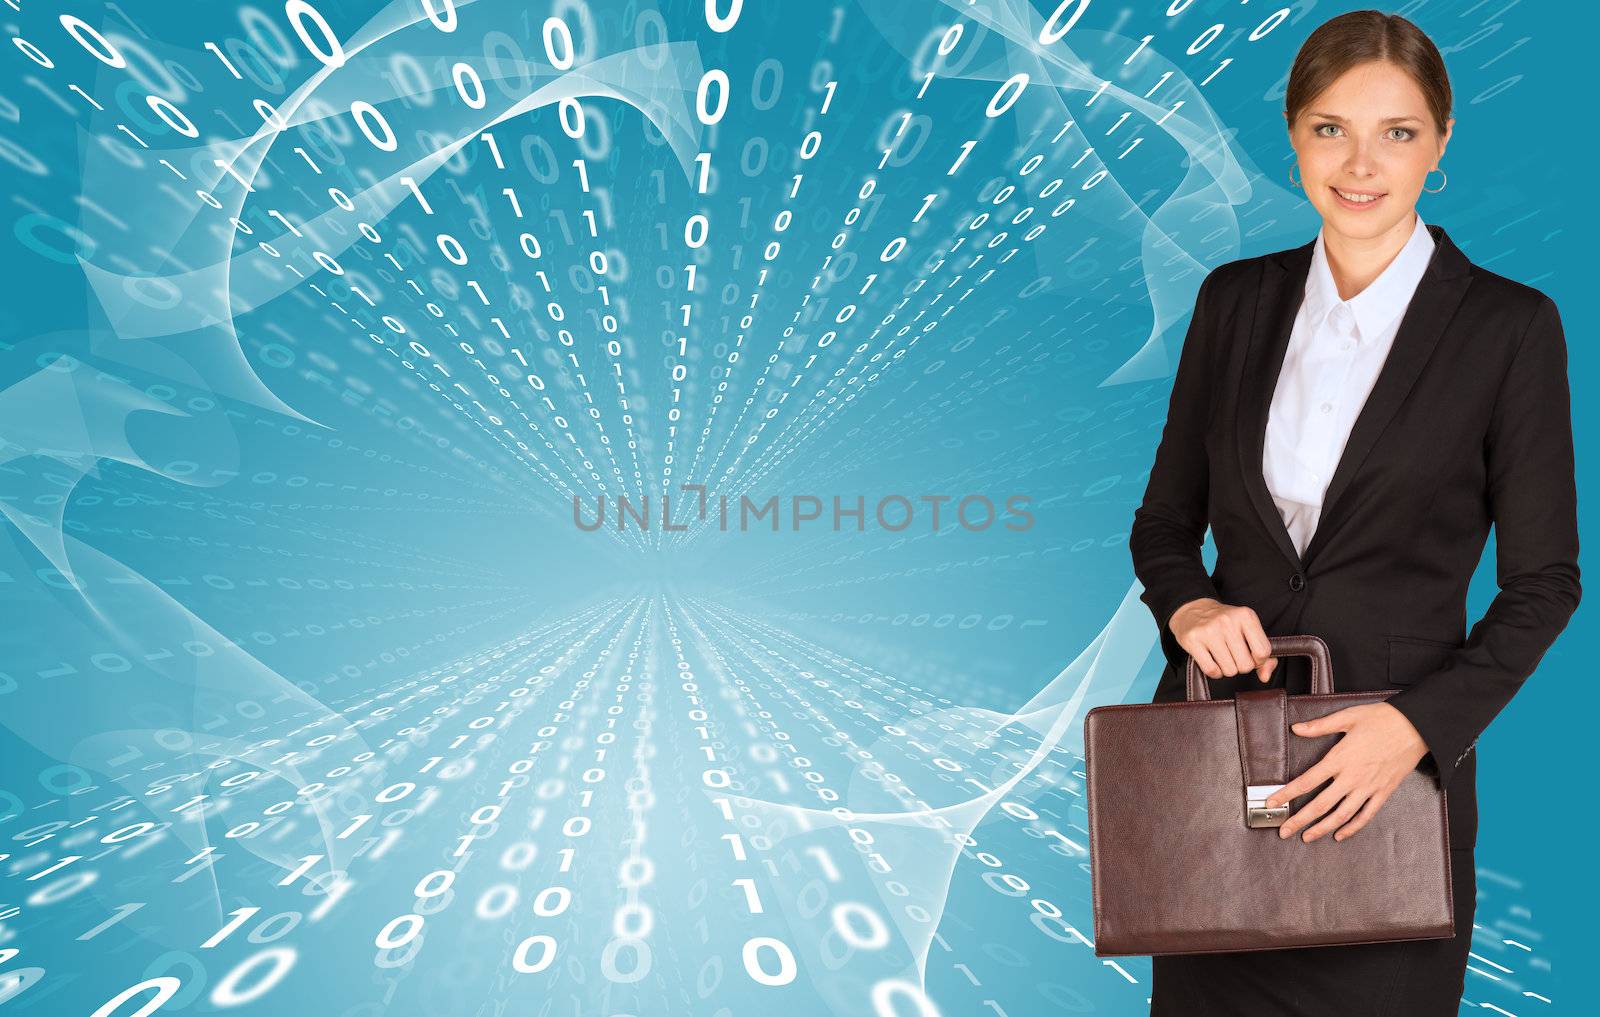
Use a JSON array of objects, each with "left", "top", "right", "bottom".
[{"left": 1387, "top": 636, "right": 1458, "bottom": 685}]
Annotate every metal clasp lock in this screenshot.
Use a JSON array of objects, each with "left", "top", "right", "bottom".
[{"left": 1247, "top": 783, "right": 1289, "bottom": 828}]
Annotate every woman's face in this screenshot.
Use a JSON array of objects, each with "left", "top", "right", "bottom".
[{"left": 1286, "top": 60, "right": 1453, "bottom": 244}]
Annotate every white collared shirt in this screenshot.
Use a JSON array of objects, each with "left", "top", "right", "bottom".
[{"left": 1263, "top": 212, "right": 1435, "bottom": 558}]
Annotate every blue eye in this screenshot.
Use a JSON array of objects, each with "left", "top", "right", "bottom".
[
  {"left": 1314, "top": 123, "right": 1341, "bottom": 137},
  {"left": 1388, "top": 127, "right": 1415, "bottom": 141}
]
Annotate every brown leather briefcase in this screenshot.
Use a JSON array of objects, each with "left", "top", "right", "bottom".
[{"left": 1084, "top": 634, "right": 1455, "bottom": 956}]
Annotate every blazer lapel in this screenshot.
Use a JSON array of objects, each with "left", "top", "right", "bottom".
[
  {"left": 1234, "top": 223, "right": 1473, "bottom": 573},
  {"left": 1236, "top": 237, "right": 1315, "bottom": 573},
  {"left": 1300, "top": 224, "right": 1471, "bottom": 566}
]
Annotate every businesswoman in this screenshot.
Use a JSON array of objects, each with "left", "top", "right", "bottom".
[{"left": 1129, "top": 10, "right": 1580, "bottom": 1016}]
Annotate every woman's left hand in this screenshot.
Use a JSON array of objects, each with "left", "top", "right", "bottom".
[{"left": 1264, "top": 703, "right": 1430, "bottom": 843}]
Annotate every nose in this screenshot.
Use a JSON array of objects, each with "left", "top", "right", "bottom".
[{"left": 1343, "top": 135, "right": 1379, "bottom": 178}]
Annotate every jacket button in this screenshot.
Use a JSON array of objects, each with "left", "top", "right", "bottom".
[{"left": 1288, "top": 572, "right": 1305, "bottom": 591}]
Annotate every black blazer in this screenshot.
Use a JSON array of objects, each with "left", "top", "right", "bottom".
[{"left": 1129, "top": 222, "right": 1581, "bottom": 851}]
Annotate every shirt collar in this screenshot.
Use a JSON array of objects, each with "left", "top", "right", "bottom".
[{"left": 1304, "top": 212, "right": 1435, "bottom": 344}]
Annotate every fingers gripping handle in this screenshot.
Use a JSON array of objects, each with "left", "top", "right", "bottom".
[{"left": 1185, "top": 634, "right": 1333, "bottom": 701}]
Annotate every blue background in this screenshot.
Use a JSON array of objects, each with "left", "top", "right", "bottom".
[{"left": 0, "top": 1, "right": 1590, "bottom": 1013}]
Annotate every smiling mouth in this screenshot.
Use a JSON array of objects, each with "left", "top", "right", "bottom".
[{"left": 1331, "top": 186, "right": 1385, "bottom": 204}]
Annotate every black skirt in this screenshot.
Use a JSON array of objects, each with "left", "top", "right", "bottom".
[{"left": 1150, "top": 847, "right": 1476, "bottom": 1017}]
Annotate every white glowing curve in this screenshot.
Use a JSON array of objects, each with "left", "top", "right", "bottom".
[
  {"left": 82, "top": 39, "right": 705, "bottom": 345},
  {"left": 859, "top": 0, "right": 1286, "bottom": 386},
  {"left": 924, "top": 0, "right": 1256, "bottom": 355},
  {"left": 0, "top": 2, "right": 537, "bottom": 901},
  {"left": 72, "top": 0, "right": 460, "bottom": 420},
  {"left": 0, "top": 366, "right": 374, "bottom": 882},
  {"left": 12, "top": 7, "right": 703, "bottom": 862},
  {"left": 683, "top": 0, "right": 1272, "bottom": 527},
  {"left": 712, "top": 582, "right": 1159, "bottom": 992}
]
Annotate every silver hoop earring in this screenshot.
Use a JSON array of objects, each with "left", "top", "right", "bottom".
[
  {"left": 1422, "top": 167, "right": 1447, "bottom": 193},
  {"left": 1289, "top": 164, "right": 1301, "bottom": 189}
]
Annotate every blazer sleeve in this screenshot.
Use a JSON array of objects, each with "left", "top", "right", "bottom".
[
  {"left": 1385, "top": 294, "right": 1582, "bottom": 789},
  {"left": 1130, "top": 268, "right": 1224, "bottom": 675}
]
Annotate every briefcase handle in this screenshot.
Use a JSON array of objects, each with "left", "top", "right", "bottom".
[{"left": 1185, "top": 634, "right": 1333, "bottom": 701}]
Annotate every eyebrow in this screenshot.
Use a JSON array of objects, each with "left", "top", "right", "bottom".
[{"left": 1308, "top": 112, "right": 1424, "bottom": 124}]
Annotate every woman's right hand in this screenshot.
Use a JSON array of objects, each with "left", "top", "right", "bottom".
[{"left": 1168, "top": 598, "right": 1278, "bottom": 682}]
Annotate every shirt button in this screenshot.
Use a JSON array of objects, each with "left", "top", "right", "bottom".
[
  {"left": 1320, "top": 402, "right": 1332, "bottom": 413},
  {"left": 1342, "top": 341, "right": 1353, "bottom": 352},
  {"left": 1288, "top": 573, "right": 1305, "bottom": 592}
]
